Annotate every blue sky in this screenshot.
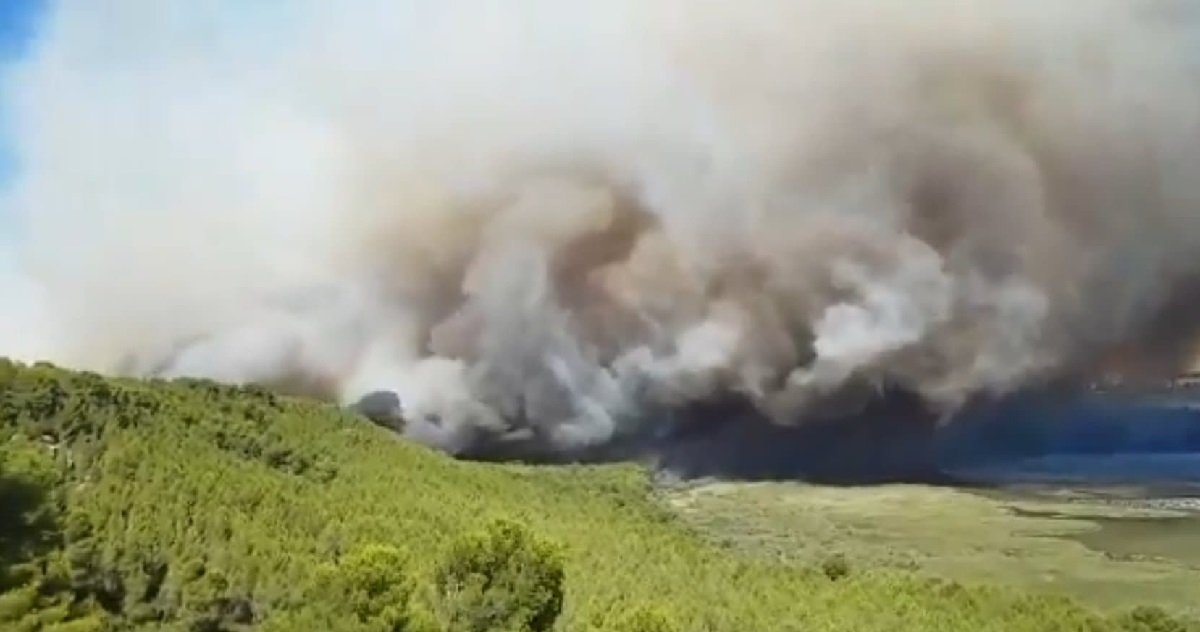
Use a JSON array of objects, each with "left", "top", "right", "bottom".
[{"left": 0, "top": 0, "right": 45, "bottom": 188}]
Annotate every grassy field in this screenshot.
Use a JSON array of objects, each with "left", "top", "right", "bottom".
[
  {"left": 665, "top": 479, "right": 1200, "bottom": 618},
  {"left": 1, "top": 359, "right": 1196, "bottom": 630}
]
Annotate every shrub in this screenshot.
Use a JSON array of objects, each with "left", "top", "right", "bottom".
[
  {"left": 821, "top": 554, "right": 851, "bottom": 582},
  {"left": 1115, "top": 606, "right": 1190, "bottom": 632},
  {"left": 433, "top": 519, "right": 565, "bottom": 632},
  {"left": 325, "top": 544, "right": 415, "bottom": 631},
  {"left": 593, "top": 602, "right": 683, "bottom": 632},
  {"left": 260, "top": 544, "right": 415, "bottom": 632}
]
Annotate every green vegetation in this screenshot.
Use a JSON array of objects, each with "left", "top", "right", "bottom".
[
  {"left": 667, "top": 480, "right": 1200, "bottom": 618},
  {"left": 431, "top": 518, "right": 564, "bottom": 632},
  {"left": 0, "top": 358, "right": 1196, "bottom": 630}
]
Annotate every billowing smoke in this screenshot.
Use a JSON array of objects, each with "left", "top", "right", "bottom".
[{"left": 4, "top": 0, "right": 1200, "bottom": 459}]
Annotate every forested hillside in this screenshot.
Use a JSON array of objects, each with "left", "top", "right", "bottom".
[{"left": 0, "top": 359, "right": 1193, "bottom": 631}]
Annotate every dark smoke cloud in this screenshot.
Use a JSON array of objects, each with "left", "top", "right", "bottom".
[{"left": 4, "top": 1, "right": 1200, "bottom": 460}]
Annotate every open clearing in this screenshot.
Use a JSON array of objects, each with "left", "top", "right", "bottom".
[{"left": 664, "top": 477, "right": 1200, "bottom": 617}]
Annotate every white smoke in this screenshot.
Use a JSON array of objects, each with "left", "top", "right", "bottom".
[{"left": 4, "top": 0, "right": 1200, "bottom": 454}]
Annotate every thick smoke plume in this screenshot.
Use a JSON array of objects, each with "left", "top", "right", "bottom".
[{"left": 4, "top": 1, "right": 1200, "bottom": 458}]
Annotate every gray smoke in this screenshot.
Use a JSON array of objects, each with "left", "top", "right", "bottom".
[{"left": 4, "top": 0, "right": 1200, "bottom": 456}]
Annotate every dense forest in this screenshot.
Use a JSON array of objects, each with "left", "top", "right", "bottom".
[{"left": 0, "top": 358, "right": 1194, "bottom": 631}]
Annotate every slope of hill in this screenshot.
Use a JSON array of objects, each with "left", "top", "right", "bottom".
[{"left": 0, "top": 359, "right": 1193, "bottom": 631}]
